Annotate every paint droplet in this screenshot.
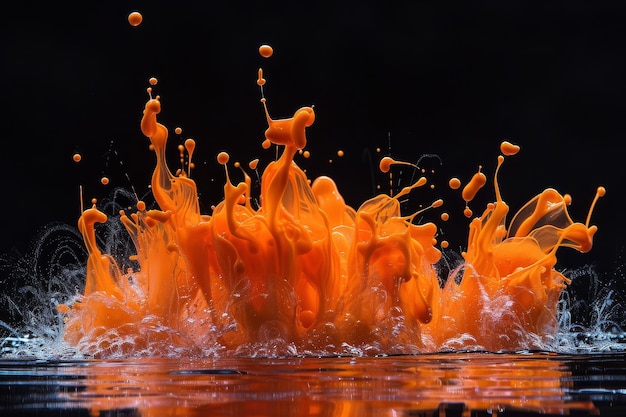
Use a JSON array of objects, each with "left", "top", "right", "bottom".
[
  {"left": 217, "top": 151, "right": 230, "bottom": 165},
  {"left": 128, "top": 11, "right": 143, "bottom": 27},
  {"left": 259, "top": 44, "right": 273, "bottom": 58},
  {"left": 500, "top": 140, "right": 520, "bottom": 156},
  {"left": 449, "top": 178, "right": 461, "bottom": 190}
]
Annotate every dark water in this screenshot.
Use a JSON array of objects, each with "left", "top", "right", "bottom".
[{"left": 1, "top": 352, "right": 625, "bottom": 416}]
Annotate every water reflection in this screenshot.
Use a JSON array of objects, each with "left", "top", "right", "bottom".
[{"left": 1, "top": 352, "right": 625, "bottom": 416}]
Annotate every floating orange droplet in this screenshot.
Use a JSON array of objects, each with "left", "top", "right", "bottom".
[
  {"left": 500, "top": 140, "right": 520, "bottom": 156},
  {"left": 100, "top": 177, "right": 109, "bottom": 185},
  {"left": 149, "top": 77, "right": 158, "bottom": 86},
  {"left": 462, "top": 168, "right": 487, "bottom": 202},
  {"left": 73, "top": 153, "right": 82, "bottom": 162},
  {"left": 174, "top": 127, "right": 182, "bottom": 135},
  {"left": 337, "top": 150, "right": 344, "bottom": 157},
  {"left": 441, "top": 212, "right": 449, "bottom": 221},
  {"left": 217, "top": 151, "right": 230, "bottom": 165},
  {"left": 185, "top": 139, "right": 195, "bottom": 154},
  {"left": 379, "top": 156, "right": 393, "bottom": 173},
  {"left": 448, "top": 177, "right": 461, "bottom": 190},
  {"left": 379, "top": 156, "right": 419, "bottom": 174},
  {"left": 249, "top": 159, "right": 259, "bottom": 170},
  {"left": 259, "top": 44, "right": 273, "bottom": 58},
  {"left": 128, "top": 11, "right": 143, "bottom": 27}
]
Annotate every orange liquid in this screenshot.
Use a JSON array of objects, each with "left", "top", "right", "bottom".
[{"left": 59, "top": 45, "right": 605, "bottom": 358}]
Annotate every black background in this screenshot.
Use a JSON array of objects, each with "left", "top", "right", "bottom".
[{"left": 1, "top": 1, "right": 624, "bottom": 286}]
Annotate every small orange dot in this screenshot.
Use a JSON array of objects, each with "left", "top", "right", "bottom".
[
  {"left": 101, "top": 177, "right": 110, "bottom": 185},
  {"left": 449, "top": 178, "right": 461, "bottom": 190},
  {"left": 128, "top": 11, "right": 143, "bottom": 27},
  {"left": 149, "top": 77, "right": 158, "bottom": 85},
  {"left": 72, "top": 153, "right": 82, "bottom": 162},
  {"left": 217, "top": 151, "right": 230, "bottom": 165},
  {"left": 259, "top": 44, "right": 273, "bottom": 58}
]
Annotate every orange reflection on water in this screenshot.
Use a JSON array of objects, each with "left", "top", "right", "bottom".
[{"left": 53, "top": 354, "right": 598, "bottom": 416}]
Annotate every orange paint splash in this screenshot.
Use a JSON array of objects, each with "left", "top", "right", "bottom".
[{"left": 60, "top": 46, "right": 604, "bottom": 357}]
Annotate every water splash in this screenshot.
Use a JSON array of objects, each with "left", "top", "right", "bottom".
[
  {"left": 1, "top": 44, "right": 623, "bottom": 359},
  {"left": 0, "top": 189, "right": 623, "bottom": 359}
]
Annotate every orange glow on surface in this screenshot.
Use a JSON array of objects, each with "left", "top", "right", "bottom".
[{"left": 59, "top": 45, "right": 604, "bottom": 358}]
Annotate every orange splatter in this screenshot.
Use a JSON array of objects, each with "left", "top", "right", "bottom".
[{"left": 60, "top": 48, "right": 605, "bottom": 358}]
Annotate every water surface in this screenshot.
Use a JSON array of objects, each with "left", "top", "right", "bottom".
[{"left": 1, "top": 352, "right": 625, "bottom": 416}]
